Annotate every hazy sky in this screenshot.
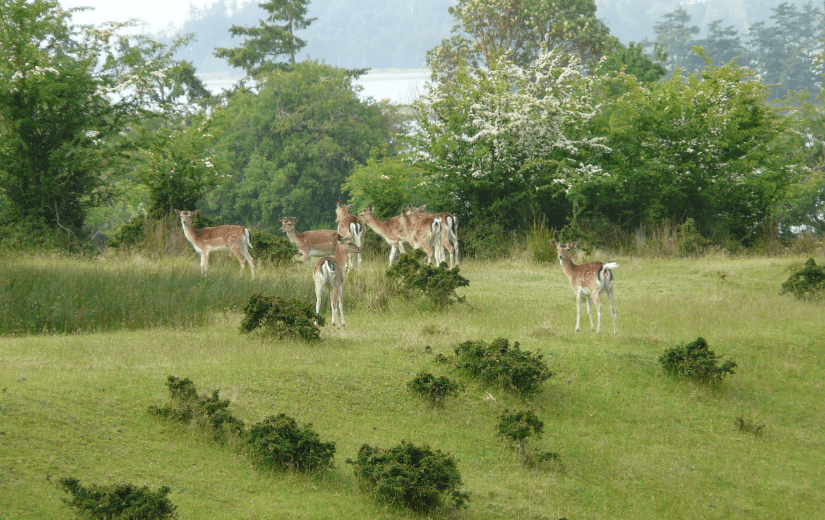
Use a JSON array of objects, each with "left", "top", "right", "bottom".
[{"left": 59, "top": 0, "right": 253, "bottom": 33}]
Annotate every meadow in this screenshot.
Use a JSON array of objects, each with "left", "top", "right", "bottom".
[{"left": 1, "top": 247, "right": 823, "bottom": 519}]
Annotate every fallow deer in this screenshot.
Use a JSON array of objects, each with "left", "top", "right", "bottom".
[
  {"left": 551, "top": 241, "right": 618, "bottom": 334},
  {"left": 314, "top": 234, "right": 362, "bottom": 327},
  {"left": 358, "top": 205, "right": 407, "bottom": 266},
  {"left": 335, "top": 199, "right": 365, "bottom": 272},
  {"left": 279, "top": 217, "right": 338, "bottom": 264},
  {"left": 399, "top": 205, "right": 443, "bottom": 265},
  {"left": 407, "top": 203, "right": 459, "bottom": 268},
  {"left": 174, "top": 209, "right": 254, "bottom": 277}
]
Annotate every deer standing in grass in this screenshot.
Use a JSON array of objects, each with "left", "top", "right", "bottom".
[
  {"left": 174, "top": 209, "right": 254, "bottom": 277},
  {"left": 335, "top": 199, "right": 365, "bottom": 272},
  {"left": 551, "top": 241, "right": 617, "bottom": 334},
  {"left": 358, "top": 205, "right": 407, "bottom": 266},
  {"left": 407, "top": 204, "right": 459, "bottom": 268},
  {"left": 399, "top": 205, "right": 444, "bottom": 265},
  {"left": 279, "top": 217, "right": 338, "bottom": 264},
  {"left": 314, "top": 234, "right": 362, "bottom": 327}
]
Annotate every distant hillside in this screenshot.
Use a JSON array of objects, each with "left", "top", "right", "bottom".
[{"left": 161, "top": 0, "right": 815, "bottom": 74}]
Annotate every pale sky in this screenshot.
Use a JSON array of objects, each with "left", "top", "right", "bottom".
[{"left": 58, "top": 0, "right": 252, "bottom": 33}]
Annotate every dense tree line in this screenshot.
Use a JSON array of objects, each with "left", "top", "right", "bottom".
[{"left": 0, "top": 0, "right": 821, "bottom": 253}]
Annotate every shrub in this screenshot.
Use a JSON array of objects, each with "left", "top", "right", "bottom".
[
  {"left": 149, "top": 376, "right": 245, "bottom": 440},
  {"left": 240, "top": 292, "right": 324, "bottom": 341},
  {"left": 461, "top": 220, "right": 512, "bottom": 260},
  {"left": 386, "top": 253, "right": 469, "bottom": 307},
  {"left": 658, "top": 337, "right": 737, "bottom": 385},
  {"left": 250, "top": 230, "right": 294, "bottom": 265},
  {"left": 451, "top": 337, "right": 554, "bottom": 394},
  {"left": 407, "top": 372, "right": 465, "bottom": 406},
  {"left": 245, "top": 413, "right": 336, "bottom": 472},
  {"left": 56, "top": 477, "right": 177, "bottom": 520},
  {"left": 496, "top": 409, "right": 560, "bottom": 467},
  {"left": 781, "top": 258, "right": 825, "bottom": 299},
  {"left": 349, "top": 441, "right": 468, "bottom": 511}
]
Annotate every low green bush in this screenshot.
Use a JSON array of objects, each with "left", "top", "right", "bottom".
[
  {"left": 451, "top": 337, "right": 554, "bottom": 394},
  {"left": 245, "top": 413, "right": 336, "bottom": 472},
  {"left": 386, "top": 252, "right": 470, "bottom": 307},
  {"left": 497, "top": 409, "right": 561, "bottom": 467},
  {"left": 149, "top": 376, "right": 245, "bottom": 440},
  {"left": 659, "top": 337, "right": 737, "bottom": 386},
  {"left": 56, "top": 477, "right": 177, "bottom": 520},
  {"left": 240, "top": 292, "right": 323, "bottom": 341},
  {"left": 349, "top": 441, "right": 468, "bottom": 511},
  {"left": 781, "top": 258, "right": 825, "bottom": 299},
  {"left": 250, "top": 230, "right": 294, "bottom": 265},
  {"left": 407, "top": 372, "right": 465, "bottom": 406}
]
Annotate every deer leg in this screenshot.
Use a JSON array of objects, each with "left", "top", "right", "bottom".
[
  {"left": 592, "top": 294, "right": 602, "bottom": 334},
  {"left": 230, "top": 246, "right": 251, "bottom": 277},
  {"left": 575, "top": 289, "right": 583, "bottom": 332},
  {"left": 200, "top": 251, "right": 209, "bottom": 274},
  {"left": 585, "top": 294, "right": 595, "bottom": 330},
  {"left": 337, "top": 283, "right": 346, "bottom": 327},
  {"left": 606, "top": 287, "right": 617, "bottom": 334},
  {"left": 314, "top": 278, "right": 324, "bottom": 326}
]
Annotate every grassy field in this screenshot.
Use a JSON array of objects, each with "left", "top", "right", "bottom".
[{"left": 1, "top": 250, "right": 823, "bottom": 519}]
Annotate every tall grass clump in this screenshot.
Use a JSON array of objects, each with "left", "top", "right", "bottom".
[{"left": 0, "top": 256, "right": 304, "bottom": 334}]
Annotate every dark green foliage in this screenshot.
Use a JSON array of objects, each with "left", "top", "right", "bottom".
[
  {"left": 497, "top": 409, "right": 544, "bottom": 446},
  {"left": 659, "top": 337, "right": 737, "bottom": 385},
  {"left": 735, "top": 415, "right": 765, "bottom": 436},
  {"left": 407, "top": 372, "right": 465, "bottom": 406},
  {"left": 149, "top": 376, "right": 245, "bottom": 440},
  {"left": 781, "top": 258, "right": 825, "bottom": 299},
  {"left": 108, "top": 217, "right": 146, "bottom": 249},
  {"left": 451, "top": 338, "right": 554, "bottom": 394},
  {"left": 57, "top": 477, "right": 177, "bottom": 520},
  {"left": 386, "top": 253, "right": 469, "bottom": 307},
  {"left": 245, "top": 413, "right": 336, "bottom": 472},
  {"left": 349, "top": 441, "right": 468, "bottom": 511},
  {"left": 460, "top": 221, "right": 514, "bottom": 260},
  {"left": 240, "top": 292, "right": 324, "bottom": 341},
  {"left": 249, "top": 230, "right": 294, "bottom": 265}
]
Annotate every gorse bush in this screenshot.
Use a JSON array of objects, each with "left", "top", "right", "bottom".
[
  {"left": 151, "top": 377, "right": 336, "bottom": 474},
  {"left": 250, "top": 230, "right": 294, "bottom": 265},
  {"left": 497, "top": 409, "right": 544, "bottom": 446},
  {"left": 451, "top": 337, "right": 554, "bottom": 394},
  {"left": 245, "top": 413, "right": 336, "bottom": 472},
  {"left": 240, "top": 292, "right": 323, "bottom": 341},
  {"left": 407, "top": 372, "right": 465, "bottom": 406},
  {"left": 781, "top": 258, "right": 825, "bottom": 299},
  {"left": 349, "top": 441, "right": 468, "bottom": 511},
  {"left": 149, "top": 376, "right": 245, "bottom": 440},
  {"left": 386, "top": 252, "right": 470, "bottom": 307},
  {"left": 659, "top": 337, "right": 737, "bottom": 385},
  {"left": 56, "top": 478, "right": 177, "bottom": 520}
]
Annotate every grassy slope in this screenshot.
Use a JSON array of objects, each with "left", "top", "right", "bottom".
[{"left": 1, "top": 253, "right": 823, "bottom": 519}]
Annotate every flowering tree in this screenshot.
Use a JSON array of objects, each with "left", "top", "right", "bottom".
[{"left": 410, "top": 50, "right": 609, "bottom": 231}]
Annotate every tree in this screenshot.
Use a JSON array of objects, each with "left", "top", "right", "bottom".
[
  {"left": 748, "top": 1, "right": 824, "bottom": 99},
  {"left": 645, "top": 6, "right": 700, "bottom": 73},
  {"left": 426, "top": 0, "right": 615, "bottom": 87},
  {"left": 0, "top": 0, "right": 181, "bottom": 236},
  {"left": 214, "top": 0, "right": 316, "bottom": 77},
  {"left": 201, "top": 61, "right": 399, "bottom": 230},
  {"left": 696, "top": 20, "right": 750, "bottom": 69},
  {"left": 585, "top": 50, "right": 793, "bottom": 243},
  {"left": 410, "top": 50, "right": 607, "bottom": 232}
]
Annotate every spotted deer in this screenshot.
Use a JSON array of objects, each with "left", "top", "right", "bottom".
[
  {"left": 335, "top": 199, "right": 365, "bottom": 272},
  {"left": 358, "top": 205, "right": 407, "bottom": 266},
  {"left": 551, "top": 241, "right": 618, "bottom": 334},
  {"left": 314, "top": 234, "right": 362, "bottom": 327},
  {"left": 407, "top": 204, "right": 459, "bottom": 268},
  {"left": 279, "top": 217, "right": 338, "bottom": 264},
  {"left": 174, "top": 209, "right": 254, "bottom": 277},
  {"left": 398, "top": 205, "right": 443, "bottom": 265}
]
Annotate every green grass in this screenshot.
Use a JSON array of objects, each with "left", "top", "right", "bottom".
[{"left": 1, "top": 251, "right": 823, "bottom": 519}]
